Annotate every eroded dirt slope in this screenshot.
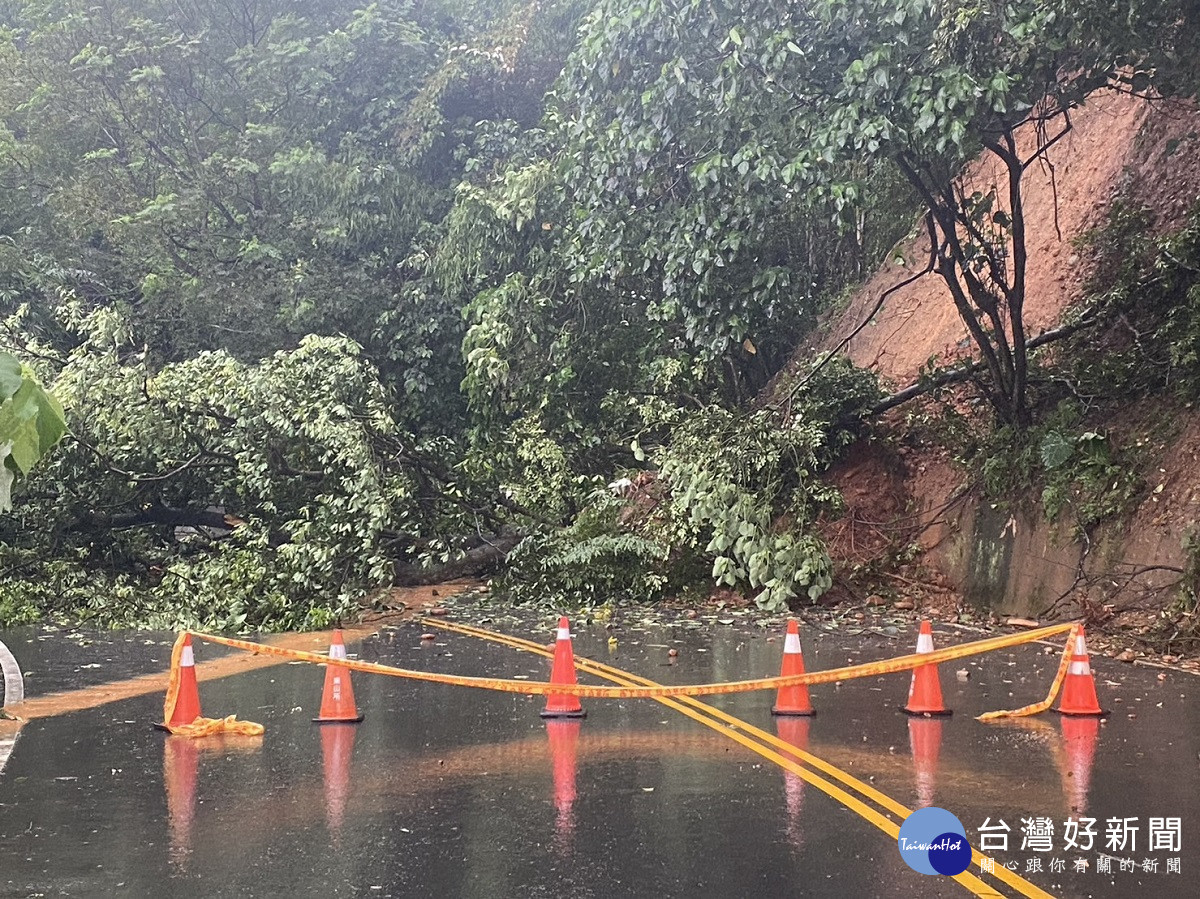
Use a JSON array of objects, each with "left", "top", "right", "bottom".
[{"left": 813, "top": 93, "right": 1199, "bottom": 386}]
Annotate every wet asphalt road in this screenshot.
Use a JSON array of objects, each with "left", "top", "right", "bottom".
[{"left": 0, "top": 616, "right": 1197, "bottom": 898}]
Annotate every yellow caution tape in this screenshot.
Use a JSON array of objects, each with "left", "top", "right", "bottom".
[
  {"left": 976, "top": 624, "right": 1079, "bottom": 721},
  {"left": 182, "top": 621, "right": 1076, "bottom": 699},
  {"left": 166, "top": 715, "right": 265, "bottom": 738},
  {"left": 162, "top": 632, "right": 264, "bottom": 738},
  {"left": 428, "top": 617, "right": 1051, "bottom": 899}
]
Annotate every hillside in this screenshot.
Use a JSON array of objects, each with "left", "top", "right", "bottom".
[
  {"left": 817, "top": 93, "right": 1200, "bottom": 383},
  {"left": 807, "top": 92, "right": 1200, "bottom": 652}
]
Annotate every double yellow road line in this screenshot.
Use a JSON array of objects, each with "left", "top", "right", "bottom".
[{"left": 424, "top": 617, "right": 1054, "bottom": 899}]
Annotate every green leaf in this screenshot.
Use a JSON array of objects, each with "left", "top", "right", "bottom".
[
  {"left": 1040, "top": 431, "right": 1073, "bottom": 470},
  {"left": 0, "top": 379, "right": 65, "bottom": 474},
  {"left": 0, "top": 352, "right": 22, "bottom": 401}
]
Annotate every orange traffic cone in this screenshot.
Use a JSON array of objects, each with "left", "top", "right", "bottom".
[
  {"left": 541, "top": 617, "right": 586, "bottom": 719},
  {"left": 321, "top": 721, "right": 357, "bottom": 838},
  {"left": 908, "top": 717, "right": 944, "bottom": 808},
  {"left": 1055, "top": 629, "right": 1105, "bottom": 716},
  {"left": 313, "top": 630, "right": 364, "bottom": 724},
  {"left": 772, "top": 619, "right": 815, "bottom": 716},
  {"left": 158, "top": 633, "right": 202, "bottom": 731},
  {"left": 903, "top": 621, "right": 951, "bottom": 716},
  {"left": 163, "top": 736, "right": 199, "bottom": 870},
  {"left": 1059, "top": 715, "right": 1100, "bottom": 817}
]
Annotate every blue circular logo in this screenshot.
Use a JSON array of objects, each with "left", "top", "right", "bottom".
[{"left": 897, "top": 807, "right": 971, "bottom": 875}]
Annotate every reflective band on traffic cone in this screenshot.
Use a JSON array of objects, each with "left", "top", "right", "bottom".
[
  {"left": 907, "top": 717, "right": 943, "bottom": 809},
  {"left": 1059, "top": 715, "right": 1100, "bottom": 817},
  {"left": 1055, "top": 629, "right": 1105, "bottom": 716},
  {"left": 541, "top": 617, "right": 586, "bottom": 719},
  {"left": 159, "top": 633, "right": 202, "bottom": 731},
  {"left": 771, "top": 620, "right": 815, "bottom": 716},
  {"left": 313, "top": 630, "right": 364, "bottom": 724},
  {"left": 903, "top": 621, "right": 951, "bottom": 716}
]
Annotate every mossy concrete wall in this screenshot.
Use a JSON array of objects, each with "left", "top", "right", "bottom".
[{"left": 937, "top": 501, "right": 1079, "bottom": 617}]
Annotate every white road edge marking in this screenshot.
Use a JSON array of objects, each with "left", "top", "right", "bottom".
[
  {"left": 0, "top": 638, "right": 22, "bottom": 777},
  {"left": 0, "top": 729, "right": 14, "bottom": 777},
  {"left": 0, "top": 638, "right": 23, "bottom": 707}
]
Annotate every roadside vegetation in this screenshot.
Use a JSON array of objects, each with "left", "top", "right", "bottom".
[{"left": 0, "top": 0, "right": 1197, "bottom": 629}]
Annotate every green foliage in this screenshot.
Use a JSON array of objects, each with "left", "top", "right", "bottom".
[
  {"left": 498, "top": 360, "right": 882, "bottom": 611},
  {"left": 0, "top": 0, "right": 594, "bottom": 627},
  {"left": 655, "top": 362, "right": 881, "bottom": 610},
  {"left": 553, "top": 0, "right": 915, "bottom": 370},
  {"left": 1, "top": 0, "right": 1195, "bottom": 627},
  {"left": 1143, "top": 529, "right": 1200, "bottom": 654},
  {"left": 499, "top": 489, "right": 671, "bottom": 607},
  {"left": 0, "top": 350, "right": 64, "bottom": 510},
  {"left": 976, "top": 401, "right": 1141, "bottom": 533},
  {"left": 1067, "top": 198, "right": 1200, "bottom": 401},
  {"left": 0, "top": 307, "right": 486, "bottom": 629},
  {"left": 657, "top": 410, "right": 836, "bottom": 611},
  {"left": 554, "top": 0, "right": 1199, "bottom": 426}
]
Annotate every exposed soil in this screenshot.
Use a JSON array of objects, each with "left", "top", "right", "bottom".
[
  {"left": 788, "top": 93, "right": 1200, "bottom": 662},
  {"left": 803, "top": 93, "right": 1200, "bottom": 388}
]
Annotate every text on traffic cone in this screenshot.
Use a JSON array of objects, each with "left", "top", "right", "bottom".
[{"left": 313, "top": 630, "right": 364, "bottom": 723}]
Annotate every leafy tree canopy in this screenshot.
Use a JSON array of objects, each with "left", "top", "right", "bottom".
[{"left": 1, "top": 0, "right": 1198, "bottom": 624}]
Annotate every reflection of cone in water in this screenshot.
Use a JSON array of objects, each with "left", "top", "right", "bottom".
[
  {"left": 546, "top": 719, "right": 581, "bottom": 851},
  {"left": 159, "top": 634, "right": 202, "bottom": 730},
  {"left": 313, "top": 630, "right": 364, "bottom": 724},
  {"left": 903, "top": 621, "right": 951, "bottom": 716},
  {"left": 772, "top": 620, "right": 815, "bottom": 716},
  {"left": 1060, "top": 715, "right": 1100, "bottom": 817},
  {"left": 542, "top": 617, "right": 586, "bottom": 719},
  {"left": 907, "top": 717, "right": 944, "bottom": 809},
  {"left": 321, "top": 722, "right": 357, "bottom": 839},
  {"left": 1056, "top": 629, "right": 1106, "bottom": 716},
  {"left": 163, "top": 736, "right": 199, "bottom": 870},
  {"left": 774, "top": 716, "right": 810, "bottom": 850}
]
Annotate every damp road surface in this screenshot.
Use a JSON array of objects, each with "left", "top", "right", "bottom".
[{"left": 0, "top": 615, "right": 1197, "bottom": 898}]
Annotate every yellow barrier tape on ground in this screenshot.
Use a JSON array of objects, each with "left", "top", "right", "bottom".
[
  {"left": 976, "top": 625, "right": 1079, "bottom": 721},
  {"left": 162, "top": 632, "right": 265, "bottom": 738},
  {"left": 167, "top": 715, "right": 265, "bottom": 738},
  {"left": 427, "top": 617, "right": 1049, "bottom": 899},
  {"left": 183, "top": 621, "right": 1076, "bottom": 700}
]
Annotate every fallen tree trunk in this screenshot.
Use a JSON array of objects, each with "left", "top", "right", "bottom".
[
  {"left": 864, "top": 311, "right": 1101, "bottom": 418},
  {"left": 392, "top": 533, "right": 523, "bottom": 585},
  {"left": 71, "top": 505, "right": 241, "bottom": 533}
]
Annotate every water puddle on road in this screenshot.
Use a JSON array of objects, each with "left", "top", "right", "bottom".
[{"left": 1, "top": 619, "right": 1196, "bottom": 897}]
